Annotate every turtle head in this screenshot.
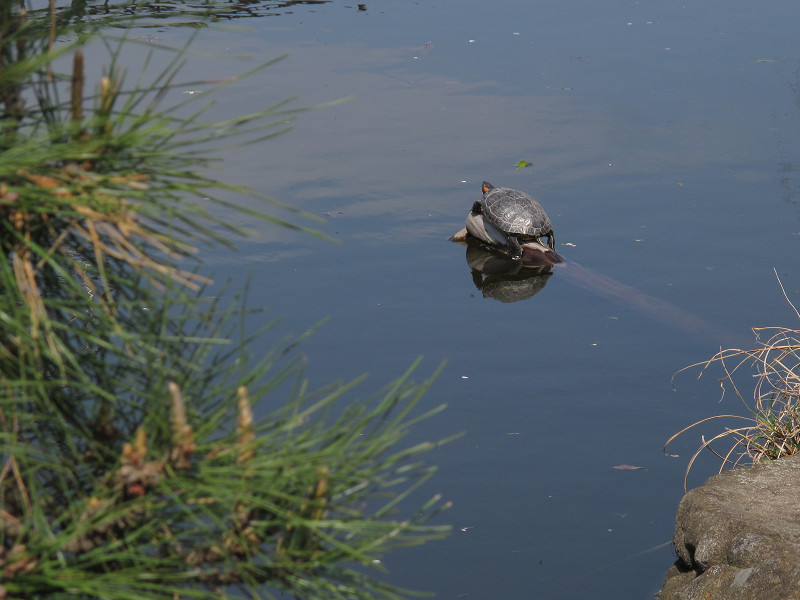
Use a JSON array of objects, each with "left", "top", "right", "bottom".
[{"left": 481, "top": 181, "right": 495, "bottom": 194}]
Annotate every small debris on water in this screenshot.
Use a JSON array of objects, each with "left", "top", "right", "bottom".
[
  {"left": 413, "top": 41, "right": 435, "bottom": 59},
  {"left": 461, "top": 375, "right": 468, "bottom": 379}
]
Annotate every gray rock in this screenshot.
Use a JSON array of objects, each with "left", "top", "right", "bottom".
[{"left": 661, "top": 453, "right": 800, "bottom": 599}]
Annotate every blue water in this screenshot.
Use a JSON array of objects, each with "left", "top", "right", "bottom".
[{"left": 77, "top": 0, "right": 800, "bottom": 597}]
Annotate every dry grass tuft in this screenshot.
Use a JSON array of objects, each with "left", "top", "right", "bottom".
[{"left": 666, "top": 271, "right": 800, "bottom": 489}]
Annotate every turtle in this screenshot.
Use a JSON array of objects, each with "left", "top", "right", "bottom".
[{"left": 471, "top": 181, "right": 555, "bottom": 260}]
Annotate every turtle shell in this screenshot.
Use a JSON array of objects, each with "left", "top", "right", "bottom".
[{"left": 481, "top": 182, "right": 552, "bottom": 236}]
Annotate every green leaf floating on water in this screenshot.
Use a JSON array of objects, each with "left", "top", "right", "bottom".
[{"left": 516, "top": 160, "right": 532, "bottom": 168}]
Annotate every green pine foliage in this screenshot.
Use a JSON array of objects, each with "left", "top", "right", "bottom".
[{"left": 0, "top": 3, "right": 451, "bottom": 598}]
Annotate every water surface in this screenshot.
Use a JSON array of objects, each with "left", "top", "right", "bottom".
[{"left": 101, "top": 1, "right": 800, "bottom": 597}]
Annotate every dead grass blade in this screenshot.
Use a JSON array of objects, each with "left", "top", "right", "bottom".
[{"left": 668, "top": 272, "right": 800, "bottom": 488}]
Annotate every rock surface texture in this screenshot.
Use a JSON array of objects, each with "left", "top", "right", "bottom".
[{"left": 661, "top": 453, "right": 800, "bottom": 599}]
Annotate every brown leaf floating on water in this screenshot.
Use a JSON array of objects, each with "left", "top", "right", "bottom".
[{"left": 612, "top": 464, "right": 647, "bottom": 471}]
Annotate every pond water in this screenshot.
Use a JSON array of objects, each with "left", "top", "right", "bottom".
[{"left": 80, "top": 0, "right": 800, "bottom": 597}]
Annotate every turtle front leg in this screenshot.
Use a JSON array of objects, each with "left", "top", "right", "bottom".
[
  {"left": 507, "top": 235, "right": 523, "bottom": 260},
  {"left": 546, "top": 230, "right": 555, "bottom": 250}
]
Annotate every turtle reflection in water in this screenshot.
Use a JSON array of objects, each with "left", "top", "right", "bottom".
[
  {"left": 450, "top": 181, "right": 562, "bottom": 265},
  {"left": 463, "top": 243, "right": 554, "bottom": 303}
]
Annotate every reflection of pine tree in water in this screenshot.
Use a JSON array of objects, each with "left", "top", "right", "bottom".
[{"left": 42, "top": 0, "right": 340, "bottom": 24}]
